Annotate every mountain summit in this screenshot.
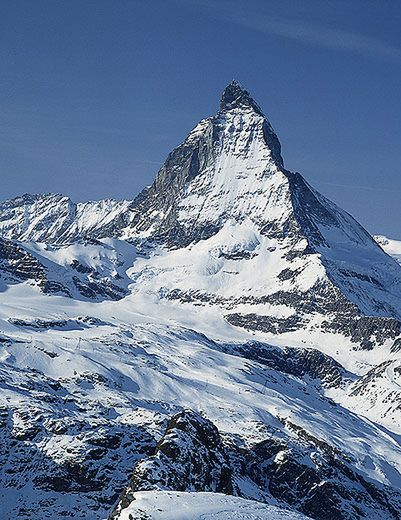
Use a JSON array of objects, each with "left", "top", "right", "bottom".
[
  {"left": 130, "top": 80, "right": 287, "bottom": 242},
  {"left": 125, "top": 83, "right": 401, "bottom": 323},
  {"left": 1, "top": 83, "right": 401, "bottom": 333},
  {"left": 220, "top": 80, "right": 264, "bottom": 115},
  {"left": 220, "top": 80, "right": 283, "bottom": 168}
]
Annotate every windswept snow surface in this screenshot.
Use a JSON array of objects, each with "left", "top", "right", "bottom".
[
  {"left": 0, "top": 194, "right": 135, "bottom": 243},
  {"left": 375, "top": 235, "right": 401, "bottom": 265},
  {"left": 1, "top": 284, "right": 401, "bottom": 519},
  {"left": 113, "top": 491, "right": 309, "bottom": 520}
]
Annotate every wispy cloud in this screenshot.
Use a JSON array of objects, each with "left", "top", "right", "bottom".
[
  {"left": 187, "top": 0, "right": 401, "bottom": 64},
  {"left": 141, "top": 160, "right": 163, "bottom": 165},
  {"left": 231, "top": 16, "right": 401, "bottom": 63},
  {"left": 315, "top": 181, "right": 398, "bottom": 194}
]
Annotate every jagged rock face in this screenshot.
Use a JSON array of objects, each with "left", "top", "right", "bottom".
[
  {"left": 112, "top": 409, "right": 401, "bottom": 520},
  {"left": 128, "top": 81, "right": 392, "bottom": 254},
  {"left": 0, "top": 237, "right": 46, "bottom": 283},
  {"left": 130, "top": 81, "right": 288, "bottom": 246},
  {"left": 0, "top": 193, "right": 135, "bottom": 243},
  {"left": 110, "top": 410, "right": 232, "bottom": 519},
  {"left": 0, "top": 194, "right": 76, "bottom": 242},
  {"left": 236, "top": 421, "right": 401, "bottom": 520},
  {"left": 219, "top": 341, "right": 345, "bottom": 388},
  {"left": 341, "top": 358, "right": 401, "bottom": 432},
  {"left": 0, "top": 237, "right": 130, "bottom": 300},
  {"left": 0, "top": 403, "right": 156, "bottom": 519}
]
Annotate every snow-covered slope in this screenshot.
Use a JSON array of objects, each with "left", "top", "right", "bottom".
[
  {"left": 113, "top": 491, "right": 309, "bottom": 520},
  {"left": 0, "top": 194, "right": 135, "bottom": 243},
  {"left": 0, "top": 237, "right": 135, "bottom": 300},
  {"left": 1, "top": 287, "right": 401, "bottom": 520},
  {"left": 375, "top": 235, "right": 401, "bottom": 265},
  {"left": 1, "top": 81, "right": 401, "bottom": 520}
]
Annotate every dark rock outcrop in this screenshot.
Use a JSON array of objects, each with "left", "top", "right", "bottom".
[
  {"left": 111, "top": 409, "right": 401, "bottom": 520},
  {"left": 221, "top": 341, "right": 345, "bottom": 388},
  {"left": 110, "top": 410, "right": 233, "bottom": 518}
]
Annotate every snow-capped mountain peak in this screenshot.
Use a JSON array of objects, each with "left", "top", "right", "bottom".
[
  {"left": 130, "top": 81, "right": 288, "bottom": 244},
  {"left": 2, "top": 83, "right": 401, "bottom": 328},
  {"left": 219, "top": 80, "right": 283, "bottom": 167},
  {"left": 220, "top": 79, "right": 263, "bottom": 114}
]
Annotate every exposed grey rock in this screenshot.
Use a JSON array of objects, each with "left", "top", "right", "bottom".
[
  {"left": 110, "top": 410, "right": 233, "bottom": 519},
  {"left": 226, "top": 313, "right": 304, "bottom": 335},
  {"left": 0, "top": 236, "right": 129, "bottom": 301},
  {"left": 112, "top": 410, "right": 401, "bottom": 520},
  {"left": 219, "top": 341, "right": 345, "bottom": 388}
]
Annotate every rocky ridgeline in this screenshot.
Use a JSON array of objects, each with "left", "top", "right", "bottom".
[
  {"left": 0, "top": 236, "right": 129, "bottom": 301},
  {"left": 111, "top": 410, "right": 401, "bottom": 520}
]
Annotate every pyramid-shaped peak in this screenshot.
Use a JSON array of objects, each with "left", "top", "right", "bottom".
[{"left": 220, "top": 80, "right": 263, "bottom": 115}]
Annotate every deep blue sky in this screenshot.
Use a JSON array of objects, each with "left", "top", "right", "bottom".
[{"left": 2, "top": 0, "right": 401, "bottom": 237}]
